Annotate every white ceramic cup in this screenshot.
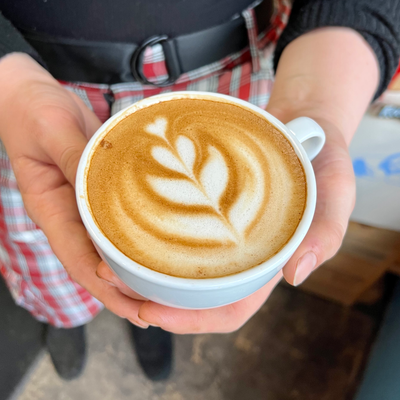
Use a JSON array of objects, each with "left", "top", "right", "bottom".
[{"left": 76, "top": 92, "right": 325, "bottom": 309}]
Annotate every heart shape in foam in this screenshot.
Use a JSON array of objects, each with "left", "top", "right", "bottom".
[{"left": 145, "top": 117, "right": 168, "bottom": 139}]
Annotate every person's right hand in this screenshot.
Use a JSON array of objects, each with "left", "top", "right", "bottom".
[{"left": 0, "top": 53, "right": 148, "bottom": 327}]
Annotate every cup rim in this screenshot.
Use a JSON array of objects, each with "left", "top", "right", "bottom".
[{"left": 76, "top": 91, "right": 317, "bottom": 289}]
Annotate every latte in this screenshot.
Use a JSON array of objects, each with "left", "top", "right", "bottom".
[{"left": 87, "top": 98, "right": 307, "bottom": 278}]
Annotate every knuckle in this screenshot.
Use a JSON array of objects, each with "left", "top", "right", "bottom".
[
  {"left": 327, "top": 221, "right": 347, "bottom": 254},
  {"left": 26, "top": 91, "right": 81, "bottom": 146},
  {"left": 27, "top": 108, "right": 51, "bottom": 143},
  {"left": 29, "top": 106, "right": 68, "bottom": 144},
  {"left": 311, "top": 221, "right": 347, "bottom": 263}
]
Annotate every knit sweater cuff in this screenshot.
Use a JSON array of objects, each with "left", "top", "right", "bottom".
[{"left": 274, "top": 0, "right": 400, "bottom": 99}]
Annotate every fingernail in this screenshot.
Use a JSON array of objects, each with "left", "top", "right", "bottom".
[
  {"left": 99, "top": 277, "right": 116, "bottom": 287},
  {"left": 96, "top": 271, "right": 117, "bottom": 287},
  {"left": 293, "top": 252, "right": 317, "bottom": 286},
  {"left": 128, "top": 318, "right": 149, "bottom": 329},
  {"left": 138, "top": 317, "right": 159, "bottom": 328}
]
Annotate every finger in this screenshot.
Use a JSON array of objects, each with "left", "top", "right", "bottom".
[
  {"left": 19, "top": 158, "right": 148, "bottom": 326},
  {"left": 138, "top": 271, "right": 282, "bottom": 334},
  {"left": 96, "top": 261, "right": 148, "bottom": 300},
  {"left": 32, "top": 114, "right": 88, "bottom": 187},
  {"left": 67, "top": 91, "right": 102, "bottom": 138},
  {"left": 2, "top": 84, "right": 97, "bottom": 190},
  {"left": 283, "top": 142, "right": 355, "bottom": 286},
  {"left": 44, "top": 200, "right": 148, "bottom": 328},
  {"left": 28, "top": 92, "right": 99, "bottom": 188}
]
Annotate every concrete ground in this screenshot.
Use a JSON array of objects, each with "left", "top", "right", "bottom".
[{"left": 12, "top": 284, "right": 375, "bottom": 400}]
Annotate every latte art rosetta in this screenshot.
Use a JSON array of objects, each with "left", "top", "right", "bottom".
[
  {"left": 145, "top": 117, "right": 264, "bottom": 243},
  {"left": 87, "top": 99, "right": 307, "bottom": 278}
]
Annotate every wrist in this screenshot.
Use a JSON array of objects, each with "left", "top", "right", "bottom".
[
  {"left": 266, "top": 74, "right": 363, "bottom": 146},
  {"left": 267, "top": 89, "right": 359, "bottom": 148},
  {"left": 267, "top": 99, "right": 337, "bottom": 125},
  {"left": 269, "top": 28, "right": 379, "bottom": 146}
]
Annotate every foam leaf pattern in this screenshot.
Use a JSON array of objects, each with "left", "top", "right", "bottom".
[
  {"left": 176, "top": 135, "right": 196, "bottom": 175},
  {"left": 200, "top": 146, "right": 228, "bottom": 208},
  {"left": 228, "top": 150, "right": 265, "bottom": 234},
  {"left": 152, "top": 146, "right": 187, "bottom": 175},
  {"left": 145, "top": 117, "right": 167, "bottom": 139},
  {"left": 145, "top": 117, "right": 264, "bottom": 242},
  {"left": 148, "top": 178, "right": 210, "bottom": 206},
  {"left": 157, "top": 214, "right": 236, "bottom": 241}
]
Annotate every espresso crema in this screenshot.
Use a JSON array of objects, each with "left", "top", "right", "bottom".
[{"left": 87, "top": 98, "right": 307, "bottom": 278}]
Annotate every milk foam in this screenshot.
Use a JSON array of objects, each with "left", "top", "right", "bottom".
[
  {"left": 87, "top": 99, "right": 307, "bottom": 278},
  {"left": 147, "top": 120, "right": 244, "bottom": 241}
]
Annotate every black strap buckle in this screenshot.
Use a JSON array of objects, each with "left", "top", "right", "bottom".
[{"left": 131, "top": 35, "right": 181, "bottom": 86}]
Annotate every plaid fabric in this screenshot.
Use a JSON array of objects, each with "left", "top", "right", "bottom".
[
  {"left": 0, "top": 143, "right": 103, "bottom": 327},
  {"left": 0, "top": 0, "right": 291, "bottom": 328}
]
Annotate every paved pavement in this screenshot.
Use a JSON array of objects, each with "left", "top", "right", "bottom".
[{"left": 13, "top": 284, "right": 376, "bottom": 400}]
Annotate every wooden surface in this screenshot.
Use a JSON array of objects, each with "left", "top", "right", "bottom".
[{"left": 298, "top": 222, "right": 400, "bottom": 305}]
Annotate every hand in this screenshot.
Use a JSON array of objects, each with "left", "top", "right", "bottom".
[
  {"left": 96, "top": 110, "right": 355, "bottom": 333},
  {"left": 0, "top": 53, "right": 147, "bottom": 326},
  {"left": 100, "top": 27, "right": 377, "bottom": 334},
  {"left": 265, "top": 110, "right": 356, "bottom": 286},
  {"left": 97, "top": 261, "right": 283, "bottom": 333}
]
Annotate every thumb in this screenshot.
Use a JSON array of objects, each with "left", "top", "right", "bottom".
[
  {"left": 283, "top": 142, "right": 355, "bottom": 286},
  {"left": 49, "top": 121, "right": 89, "bottom": 187},
  {"left": 33, "top": 95, "right": 101, "bottom": 188},
  {"left": 284, "top": 219, "right": 347, "bottom": 286},
  {"left": 67, "top": 90, "right": 103, "bottom": 139}
]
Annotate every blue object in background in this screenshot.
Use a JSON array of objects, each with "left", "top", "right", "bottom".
[
  {"left": 353, "top": 158, "right": 374, "bottom": 177},
  {"left": 379, "top": 153, "right": 400, "bottom": 176},
  {"left": 354, "top": 282, "right": 400, "bottom": 400}
]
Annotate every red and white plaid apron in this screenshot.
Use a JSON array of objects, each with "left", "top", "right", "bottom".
[{"left": 0, "top": 0, "right": 290, "bottom": 328}]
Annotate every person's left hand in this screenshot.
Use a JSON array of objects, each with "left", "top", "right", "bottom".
[{"left": 96, "top": 108, "right": 355, "bottom": 334}]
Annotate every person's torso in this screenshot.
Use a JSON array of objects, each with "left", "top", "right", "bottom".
[{"left": 1, "top": 0, "right": 258, "bottom": 42}]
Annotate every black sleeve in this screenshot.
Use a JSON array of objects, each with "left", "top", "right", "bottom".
[
  {"left": 0, "top": 11, "right": 45, "bottom": 66},
  {"left": 274, "top": 0, "right": 400, "bottom": 98}
]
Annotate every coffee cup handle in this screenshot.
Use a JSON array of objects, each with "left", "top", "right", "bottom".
[{"left": 285, "top": 117, "right": 326, "bottom": 161}]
